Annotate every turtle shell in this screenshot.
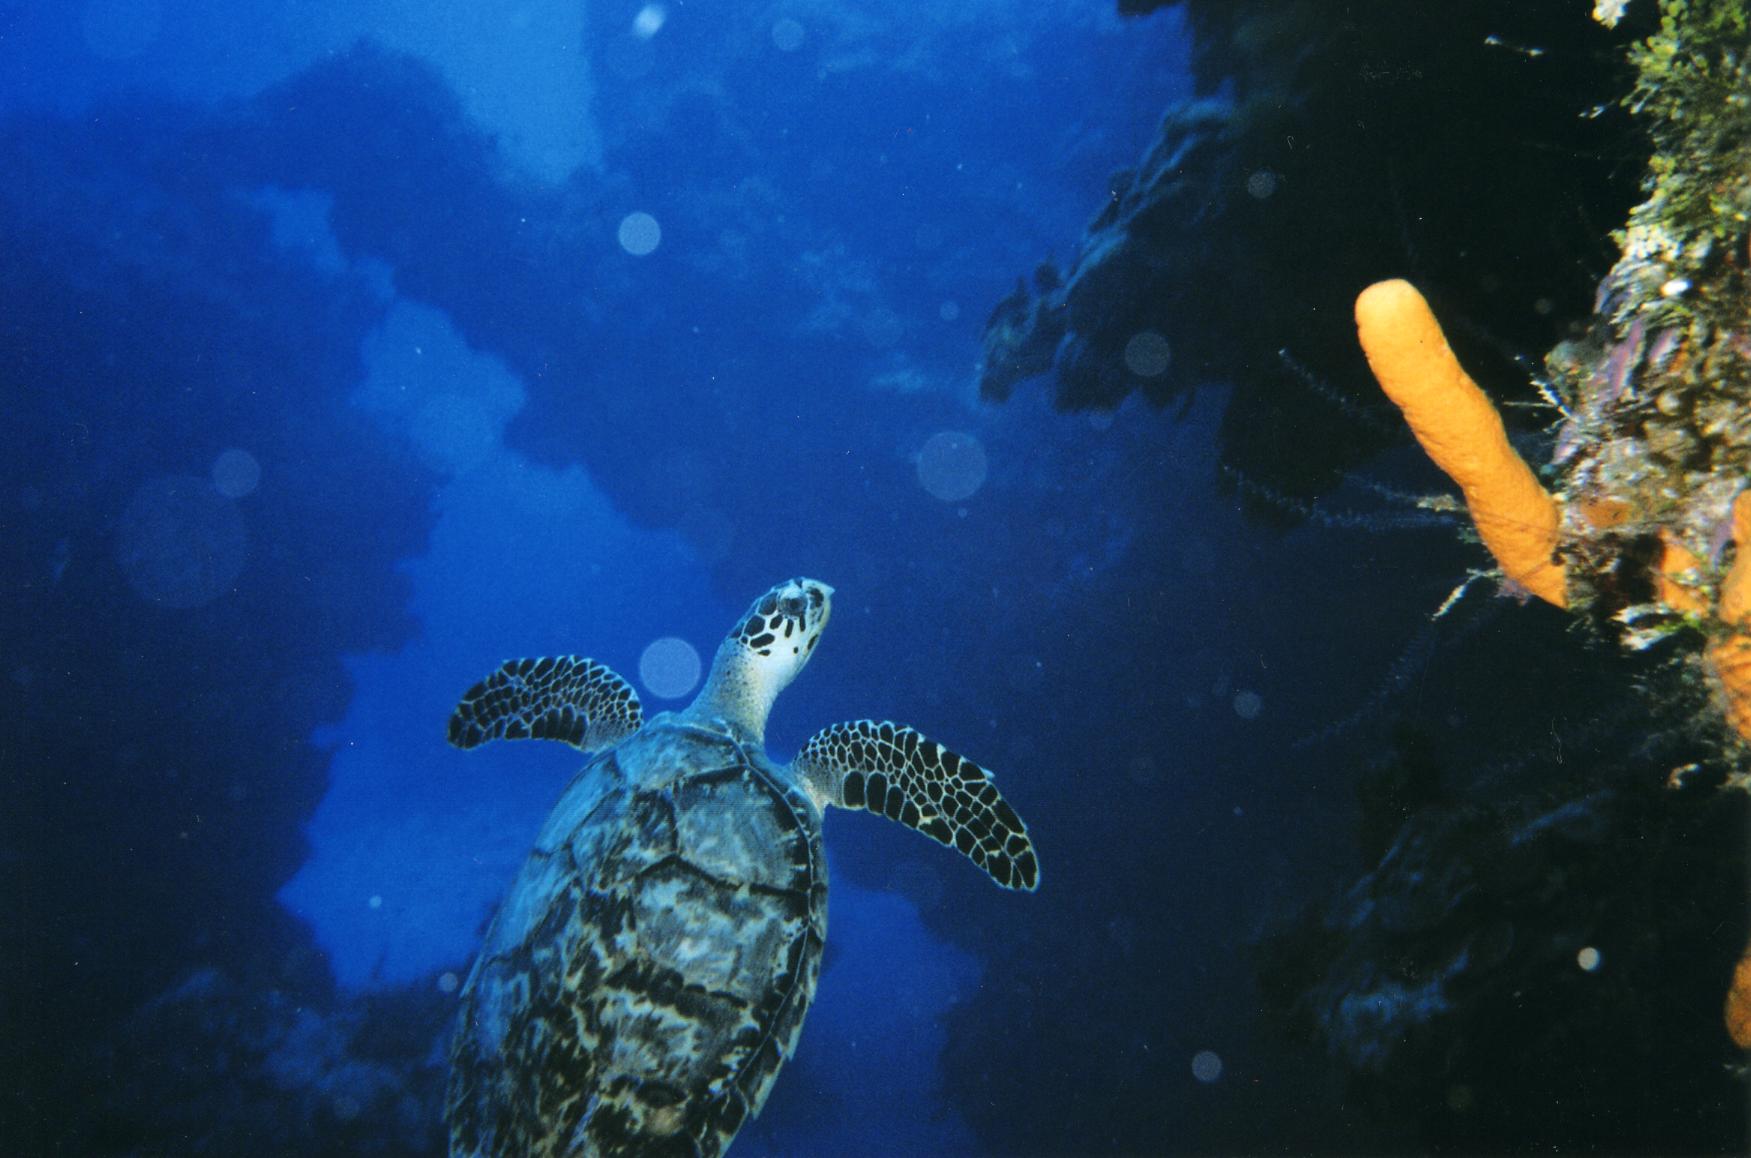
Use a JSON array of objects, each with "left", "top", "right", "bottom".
[{"left": 447, "top": 715, "right": 828, "bottom": 1157}]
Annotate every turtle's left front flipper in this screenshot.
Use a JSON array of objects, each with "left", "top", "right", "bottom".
[
  {"left": 796, "top": 720, "right": 1039, "bottom": 891},
  {"left": 448, "top": 655, "right": 643, "bottom": 752}
]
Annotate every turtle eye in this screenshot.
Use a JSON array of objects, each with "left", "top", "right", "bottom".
[{"left": 779, "top": 593, "right": 806, "bottom": 617}]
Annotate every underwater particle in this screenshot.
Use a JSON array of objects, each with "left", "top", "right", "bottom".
[
  {"left": 1232, "top": 690, "right": 1263, "bottom": 720},
  {"left": 638, "top": 636, "right": 703, "bottom": 700},
  {"left": 210, "top": 448, "right": 261, "bottom": 498},
  {"left": 618, "top": 212, "right": 662, "bottom": 257},
  {"left": 771, "top": 17, "right": 805, "bottom": 52},
  {"left": 116, "top": 475, "right": 247, "bottom": 610},
  {"left": 1245, "top": 169, "right": 1279, "bottom": 200},
  {"left": 81, "top": 0, "right": 161, "bottom": 60},
  {"left": 438, "top": 971, "right": 461, "bottom": 994},
  {"left": 1593, "top": 0, "right": 1628, "bottom": 28},
  {"left": 368, "top": 894, "right": 383, "bottom": 909},
  {"left": 1576, "top": 946, "right": 1602, "bottom": 972},
  {"left": 1190, "top": 1050, "right": 1223, "bottom": 1082},
  {"left": 916, "top": 431, "right": 989, "bottom": 502},
  {"left": 631, "top": 3, "right": 666, "bottom": 38},
  {"left": 1446, "top": 1083, "right": 1475, "bottom": 1112},
  {"left": 939, "top": 300, "right": 961, "bottom": 322},
  {"left": 1123, "top": 330, "right": 1171, "bottom": 377}
]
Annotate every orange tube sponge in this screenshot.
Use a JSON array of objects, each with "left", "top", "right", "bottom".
[
  {"left": 1356, "top": 280, "right": 1568, "bottom": 607},
  {"left": 1706, "top": 493, "right": 1751, "bottom": 739},
  {"left": 1725, "top": 945, "right": 1751, "bottom": 1048}
]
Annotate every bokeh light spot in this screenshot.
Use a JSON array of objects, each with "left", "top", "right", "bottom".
[
  {"left": 1191, "top": 1050, "right": 1223, "bottom": 1082},
  {"left": 1246, "top": 169, "right": 1279, "bottom": 199},
  {"left": 939, "top": 300, "right": 961, "bottom": 322},
  {"left": 1232, "top": 690, "right": 1263, "bottom": 720},
  {"left": 618, "top": 212, "right": 662, "bottom": 256},
  {"left": 1576, "top": 946, "right": 1601, "bottom": 972},
  {"left": 771, "top": 18, "right": 805, "bottom": 51},
  {"left": 916, "top": 431, "right": 989, "bottom": 502},
  {"left": 631, "top": 3, "right": 666, "bottom": 38},
  {"left": 116, "top": 475, "right": 247, "bottom": 610},
  {"left": 1124, "top": 330, "right": 1171, "bottom": 377},
  {"left": 640, "top": 636, "right": 702, "bottom": 700},
  {"left": 437, "top": 971, "right": 461, "bottom": 994},
  {"left": 211, "top": 448, "right": 261, "bottom": 498}
]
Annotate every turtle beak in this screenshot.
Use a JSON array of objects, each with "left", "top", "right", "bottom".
[
  {"left": 796, "top": 579, "right": 832, "bottom": 635},
  {"left": 801, "top": 579, "right": 833, "bottom": 615}
]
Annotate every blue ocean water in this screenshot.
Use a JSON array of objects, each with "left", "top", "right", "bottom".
[{"left": 7, "top": 2, "right": 1741, "bottom": 1156}]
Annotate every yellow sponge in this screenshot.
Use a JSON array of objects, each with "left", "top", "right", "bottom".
[{"left": 1356, "top": 279, "right": 1568, "bottom": 607}]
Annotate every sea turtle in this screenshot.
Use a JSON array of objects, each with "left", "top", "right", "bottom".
[{"left": 444, "top": 577, "right": 1038, "bottom": 1157}]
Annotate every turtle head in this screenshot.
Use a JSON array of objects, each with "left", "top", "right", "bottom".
[
  {"left": 693, "top": 578, "right": 833, "bottom": 739},
  {"left": 731, "top": 576, "right": 834, "bottom": 685}
]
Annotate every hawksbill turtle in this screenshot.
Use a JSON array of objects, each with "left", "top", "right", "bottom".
[{"left": 444, "top": 577, "right": 1038, "bottom": 1157}]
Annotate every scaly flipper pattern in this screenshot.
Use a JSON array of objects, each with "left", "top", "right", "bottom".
[
  {"left": 448, "top": 656, "right": 643, "bottom": 753},
  {"left": 795, "top": 720, "right": 1038, "bottom": 890}
]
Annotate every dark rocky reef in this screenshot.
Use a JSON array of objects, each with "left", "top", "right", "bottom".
[
  {"left": 1257, "top": 730, "right": 1749, "bottom": 1152},
  {"left": 982, "top": 1, "right": 1650, "bottom": 515},
  {"left": 73, "top": 968, "right": 452, "bottom": 1155}
]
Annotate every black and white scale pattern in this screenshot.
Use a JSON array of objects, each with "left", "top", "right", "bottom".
[
  {"left": 448, "top": 655, "right": 644, "bottom": 753},
  {"left": 797, "top": 720, "right": 1040, "bottom": 891}
]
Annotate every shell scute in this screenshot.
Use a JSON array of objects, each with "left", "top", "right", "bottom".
[{"left": 448, "top": 717, "right": 826, "bottom": 1158}]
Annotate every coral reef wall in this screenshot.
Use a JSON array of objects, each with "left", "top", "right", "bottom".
[
  {"left": 982, "top": 1, "right": 1751, "bottom": 1149},
  {"left": 983, "top": 0, "right": 1648, "bottom": 516}
]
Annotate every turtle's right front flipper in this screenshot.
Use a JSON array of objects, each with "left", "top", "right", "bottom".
[
  {"left": 448, "top": 656, "right": 643, "bottom": 752},
  {"left": 795, "top": 720, "right": 1039, "bottom": 891}
]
